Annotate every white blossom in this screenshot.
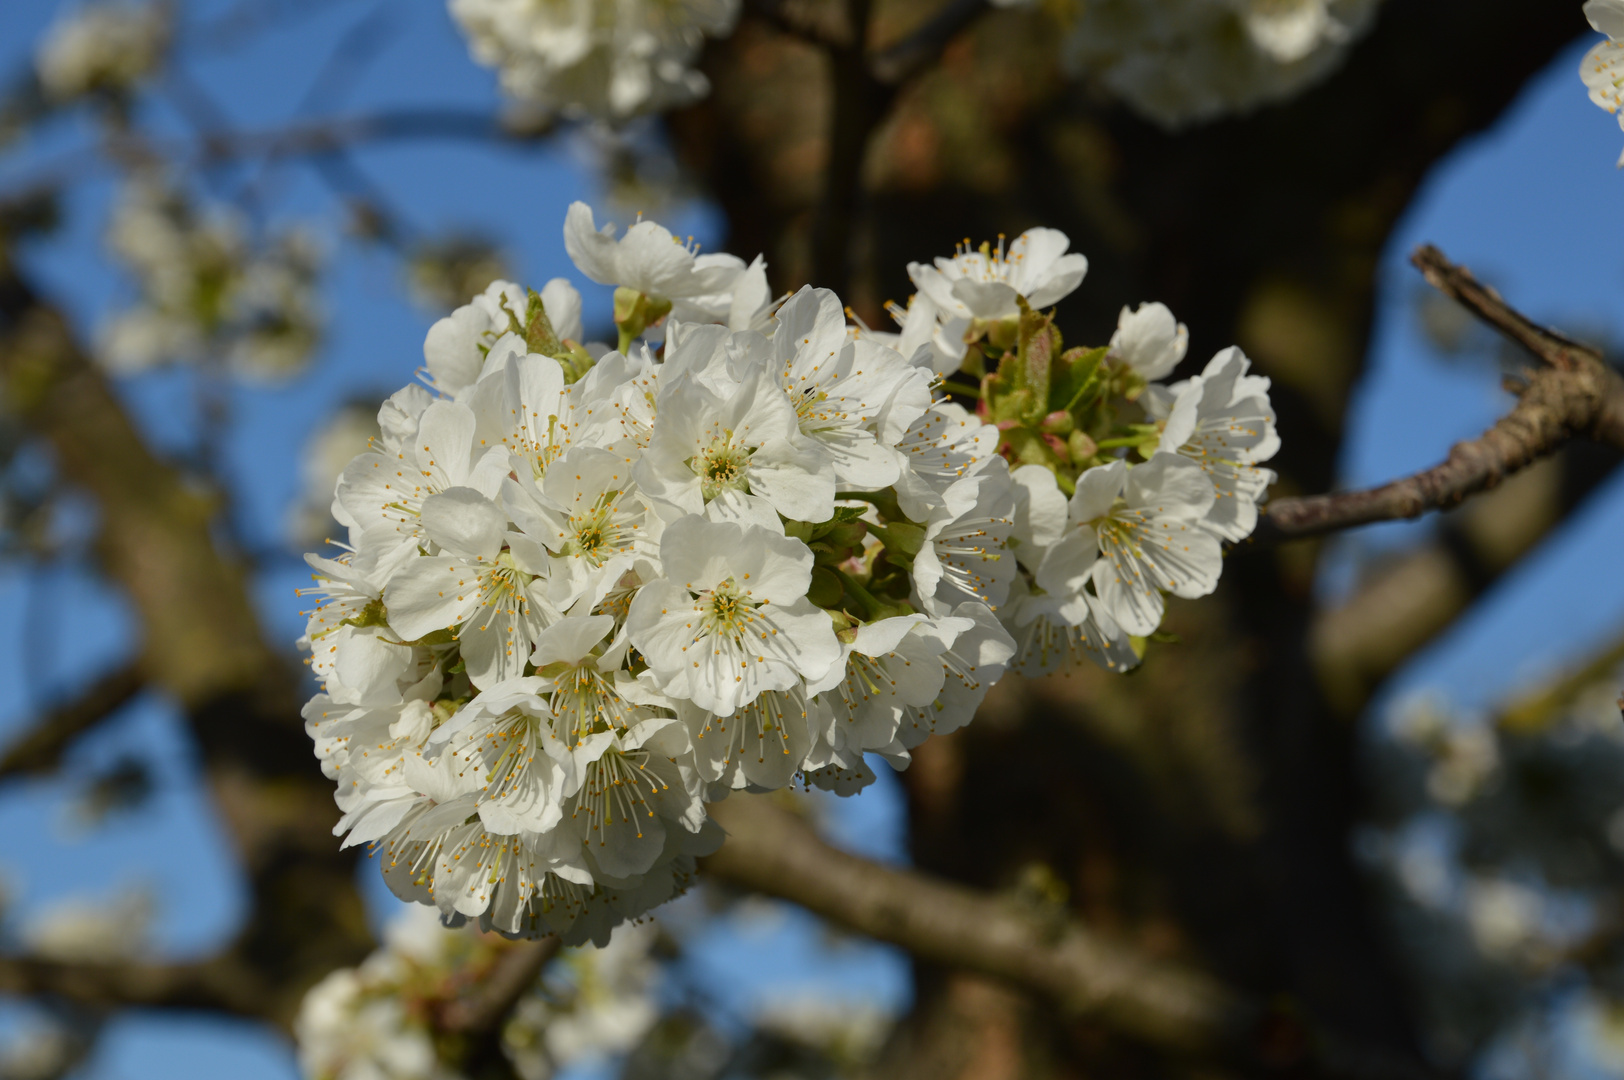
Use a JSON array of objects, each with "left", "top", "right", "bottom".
[
  {"left": 626, "top": 516, "right": 840, "bottom": 716},
  {"left": 1108, "top": 302, "right": 1188, "bottom": 382},
  {"left": 449, "top": 0, "right": 740, "bottom": 120},
  {"left": 99, "top": 176, "right": 322, "bottom": 378},
  {"left": 1149, "top": 346, "right": 1279, "bottom": 542},
  {"left": 670, "top": 253, "right": 775, "bottom": 331},
  {"left": 893, "top": 402, "right": 1002, "bottom": 521},
  {"left": 767, "top": 286, "right": 932, "bottom": 490},
  {"left": 1065, "top": 0, "right": 1383, "bottom": 128},
  {"left": 1004, "top": 575, "right": 1141, "bottom": 677},
  {"left": 806, "top": 613, "right": 970, "bottom": 780},
  {"left": 682, "top": 685, "right": 816, "bottom": 796},
  {"left": 911, "top": 470, "right": 1018, "bottom": 617},
  {"left": 424, "top": 277, "right": 585, "bottom": 398},
  {"left": 296, "top": 966, "right": 450, "bottom": 1080},
  {"left": 297, "top": 203, "right": 1271, "bottom": 942},
  {"left": 1036, "top": 454, "right": 1220, "bottom": 637},
  {"left": 36, "top": 2, "right": 168, "bottom": 100},
  {"left": 335, "top": 398, "right": 513, "bottom": 575},
  {"left": 894, "top": 602, "right": 1016, "bottom": 749},
  {"left": 504, "top": 446, "right": 662, "bottom": 615},
  {"left": 906, "top": 230, "right": 1089, "bottom": 365},
  {"left": 565, "top": 201, "right": 743, "bottom": 302},
  {"left": 636, "top": 355, "right": 834, "bottom": 523}
]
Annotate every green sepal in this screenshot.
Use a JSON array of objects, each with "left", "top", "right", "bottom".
[
  {"left": 339, "top": 597, "right": 389, "bottom": 630},
  {"left": 525, "top": 289, "right": 563, "bottom": 356},
  {"left": 613, "top": 287, "right": 672, "bottom": 353},
  {"left": 807, "top": 566, "right": 845, "bottom": 609},
  {"left": 1014, "top": 297, "right": 1060, "bottom": 427},
  {"left": 872, "top": 521, "right": 924, "bottom": 558}
]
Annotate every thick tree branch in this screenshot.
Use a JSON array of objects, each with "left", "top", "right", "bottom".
[
  {"left": 0, "top": 662, "right": 145, "bottom": 779},
  {"left": 436, "top": 937, "right": 561, "bottom": 1035},
  {"left": 703, "top": 797, "right": 1250, "bottom": 1051},
  {"left": 0, "top": 952, "right": 265, "bottom": 1017},
  {"left": 0, "top": 258, "right": 372, "bottom": 1027},
  {"left": 810, "top": 0, "right": 884, "bottom": 297},
  {"left": 703, "top": 797, "right": 1435, "bottom": 1077},
  {"left": 1256, "top": 246, "right": 1624, "bottom": 543}
]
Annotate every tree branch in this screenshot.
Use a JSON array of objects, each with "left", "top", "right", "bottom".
[
  {"left": 0, "top": 953, "right": 264, "bottom": 1017},
  {"left": 0, "top": 109, "right": 524, "bottom": 205},
  {"left": 869, "top": 0, "right": 990, "bottom": 85},
  {"left": 436, "top": 937, "right": 561, "bottom": 1035},
  {"left": 0, "top": 258, "right": 373, "bottom": 1027},
  {"left": 0, "top": 662, "right": 145, "bottom": 779},
  {"left": 810, "top": 0, "right": 884, "bottom": 297},
  {"left": 703, "top": 797, "right": 1250, "bottom": 1051},
  {"left": 1256, "top": 246, "right": 1624, "bottom": 543},
  {"left": 746, "top": 0, "right": 854, "bottom": 49},
  {"left": 702, "top": 797, "right": 1436, "bottom": 1077}
]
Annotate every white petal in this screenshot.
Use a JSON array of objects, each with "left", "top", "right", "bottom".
[{"left": 418, "top": 487, "right": 507, "bottom": 561}]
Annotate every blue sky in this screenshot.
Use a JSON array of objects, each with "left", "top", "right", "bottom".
[{"left": 0, "top": 1, "right": 1618, "bottom": 1077}]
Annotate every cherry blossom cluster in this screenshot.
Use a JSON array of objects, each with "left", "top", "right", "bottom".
[
  {"left": 448, "top": 0, "right": 740, "bottom": 121},
  {"left": 298, "top": 202, "right": 1277, "bottom": 944},
  {"left": 1582, "top": 0, "right": 1624, "bottom": 165},
  {"left": 100, "top": 175, "right": 323, "bottom": 377},
  {"left": 35, "top": 1, "right": 168, "bottom": 102},
  {"left": 296, "top": 905, "right": 658, "bottom": 1080},
  {"left": 1064, "top": 0, "right": 1382, "bottom": 126}
]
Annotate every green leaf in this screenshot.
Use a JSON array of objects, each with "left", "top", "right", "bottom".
[{"left": 1051, "top": 345, "right": 1108, "bottom": 414}]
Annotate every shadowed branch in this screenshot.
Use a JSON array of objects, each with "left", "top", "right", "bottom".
[
  {"left": 701, "top": 795, "right": 1437, "bottom": 1078},
  {"left": 0, "top": 662, "right": 145, "bottom": 780}
]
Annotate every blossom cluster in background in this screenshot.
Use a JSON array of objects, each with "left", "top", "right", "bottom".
[
  {"left": 99, "top": 175, "right": 324, "bottom": 378},
  {"left": 297, "top": 201, "right": 1277, "bottom": 944},
  {"left": 34, "top": 0, "right": 167, "bottom": 102},
  {"left": 297, "top": 905, "right": 659, "bottom": 1080},
  {"left": 448, "top": 0, "right": 741, "bottom": 121},
  {"left": 443, "top": 0, "right": 1383, "bottom": 129},
  {"left": 1064, "top": 0, "right": 1384, "bottom": 126}
]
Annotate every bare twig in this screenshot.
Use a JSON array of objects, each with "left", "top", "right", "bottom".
[
  {"left": 0, "top": 109, "right": 521, "bottom": 205},
  {"left": 1256, "top": 246, "right": 1624, "bottom": 543},
  {"left": 0, "top": 661, "right": 146, "bottom": 780}
]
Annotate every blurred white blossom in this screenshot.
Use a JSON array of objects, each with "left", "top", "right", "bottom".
[
  {"left": 19, "top": 888, "right": 153, "bottom": 962},
  {"left": 448, "top": 0, "right": 741, "bottom": 121},
  {"left": 1065, "top": 0, "right": 1384, "bottom": 127},
  {"left": 100, "top": 177, "right": 323, "bottom": 378},
  {"left": 35, "top": 2, "right": 168, "bottom": 101},
  {"left": 296, "top": 904, "right": 660, "bottom": 1080}
]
